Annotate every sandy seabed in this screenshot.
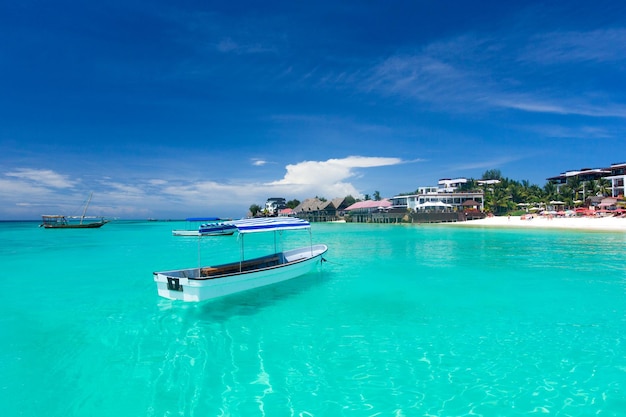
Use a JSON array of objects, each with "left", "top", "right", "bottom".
[{"left": 452, "top": 215, "right": 626, "bottom": 232}]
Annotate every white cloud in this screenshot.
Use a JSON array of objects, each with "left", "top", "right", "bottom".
[
  {"left": 5, "top": 168, "right": 76, "bottom": 188},
  {"left": 262, "top": 156, "right": 405, "bottom": 198},
  {"left": 521, "top": 29, "right": 626, "bottom": 64},
  {"left": 252, "top": 159, "right": 267, "bottom": 166},
  {"left": 494, "top": 96, "right": 626, "bottom": 118},
  {"left": 269, "top": 156, "right": 403, "bottom": 186}
]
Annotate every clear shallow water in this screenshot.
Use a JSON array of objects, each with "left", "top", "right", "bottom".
[{"left": 1, "top": 220, "right": 625, "bottom": 416}]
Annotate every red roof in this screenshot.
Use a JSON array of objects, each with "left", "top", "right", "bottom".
[{"left": 345, "top": 199, "right": 391, "bottom": 210}]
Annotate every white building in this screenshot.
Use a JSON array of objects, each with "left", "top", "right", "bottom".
[
  {"left": 265, "top": 198, "right": 287, "bottom": 215},
  {"left": 437, "top": 178, "right": 468, "bottom": 193},
  {"left": 390, "top": 191, "right": 484, "bottom": 212},
  {"left": 605, "top": 162, "right": 626, "bottom": 197}
]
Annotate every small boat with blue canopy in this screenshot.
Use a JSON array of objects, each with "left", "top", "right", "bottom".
[
  {"left": 198, "top": 221, "right": 237, "bottom": 236},
  {"left": 172, "top": 217, "right": 235, "bottom": 236},
  {"left": 154, "top": 217, "right": 328, "bottom": 302}
]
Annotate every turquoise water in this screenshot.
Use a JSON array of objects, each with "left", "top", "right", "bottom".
[{"left": 1, "top": 221, "right": 625, "bottom": 416}]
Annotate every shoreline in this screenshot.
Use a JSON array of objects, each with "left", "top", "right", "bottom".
[{"left": 449, "top": 215, "right": 626, "bottom": 232}]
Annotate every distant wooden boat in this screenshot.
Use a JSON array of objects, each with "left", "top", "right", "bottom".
[
  {"left": 154, "top": 217, "right": 328, "bottom": 302},
  {"left": 40, "top": 193, "right": 108, "bottom": 229}
]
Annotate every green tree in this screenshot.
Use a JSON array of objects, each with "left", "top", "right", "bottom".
[
  {"left": 487, "top": 186, "right": 513, "bottom": 214},
  {"left": 373, "top": 191, "right": 381, "bottom": 201},
  {"left": 559, "top": 185, "right": 574, "bottom": 206},
  {"left": 596, "top": 178, "right": 611, "bottom": 197},
  {"left": 567, "top": 176, "right": 582, "bottom": 201},
  {"left": 527, "top": 184, "right": 544, "bottom": 205},
  {"left": 286, "top": 199, "right": 300, "bottom": 209},
  {"left": 249, "top": 204, "right": 262, "bottom": 217},
  {"left": 582, "top": 181, "right": 596, "bottom": 201},
  {"left": 543, "top": 182, "right": 557, "bottom": 203},
  {"left": 458, "top": 178, "right": 478, "bottom": 192},
  {"left": 482, "top": 169, "right": 502, "bottom": 180},
  {"left": 344, "top": 195, "right": 357, "bottom": 206}
]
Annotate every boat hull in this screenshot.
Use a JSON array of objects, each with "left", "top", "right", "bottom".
[
  {"left": 171, "top": 230, "right": 201, "bottom": 236},
  {"left": 153, "top": 244, "right": 328, "bottom": 302},
  {"left": 172, "top": 229, "right": 236, "bottom": 236},
  {"left": 41, "top": 221, "right": 108, "bottom": 229}
]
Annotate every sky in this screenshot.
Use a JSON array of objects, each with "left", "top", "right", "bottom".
[{"left": 1, "top": 1, "right": 626, "bottom": 220}]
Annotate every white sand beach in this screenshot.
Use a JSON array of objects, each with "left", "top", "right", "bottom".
[{"left": 454, "top": 215, "right": 626, "bottom": 232}]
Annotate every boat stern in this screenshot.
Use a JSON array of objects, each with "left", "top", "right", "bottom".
[{"left": 153, "top": 272, "right": 202, "bottom": 302}]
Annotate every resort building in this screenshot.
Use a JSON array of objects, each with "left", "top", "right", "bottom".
[
  {"left": 389, "top": 191, "right": 484, "bottom": 212},
  {"left": 605, "top": 162, "right": 626, "bottom": 198},
  {"left": 293, "top": 197, "right": 350, "bottom": 222},
  {"left": 546, "top": 168, "right": 610, "bottom": 195},
  {"left": 476, "top": 179, "right": 501, "bottom": 187},
  {"left": 265, "top": 197, "right": 287, "bottom": 215},
  {"left": 418, "top": 186, "right": 440, "bottom": 194},
  {"left": 545, "top": 163, "right": 626, "bottom": 199},
  {"left": 437, "top": 178, "right": 468, "bottom": 193},
  {"left": 343, "top": 199, "right": 397, "bottom": 223}
]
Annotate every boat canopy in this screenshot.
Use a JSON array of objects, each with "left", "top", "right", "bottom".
[{"left": 232, "top": 217, "right": 310, "bottom": 234}]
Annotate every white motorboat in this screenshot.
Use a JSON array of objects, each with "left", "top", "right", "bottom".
[{"left": 154, "top": 217, "right": 328, "bottom": 302}]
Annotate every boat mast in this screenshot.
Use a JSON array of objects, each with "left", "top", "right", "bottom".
[{"left": 80, "top": 192, "right": 93, "bottom": 225}]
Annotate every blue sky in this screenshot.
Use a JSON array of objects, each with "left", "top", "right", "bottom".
[{"left": 1, "top": 1, "right": 625, "bottom": 220}]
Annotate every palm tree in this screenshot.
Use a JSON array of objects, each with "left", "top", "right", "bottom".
[
  {"left": 491, "top": 187, "right": 513, "bottom": 214},
  {"left": 559, "top": 185, "right": 574, "bottom": 207},
  {"left": 567, "top": 176, "right": 582, "bottom": 201},
  {"left": 596, "top": 178, "right": 611, "bottom": 197},
  {"left": 527, "top": 184, "right": 544, "bottom": 206},
  {"left": 583, "top": 180, "right": 597, "bottom": 201},
  {"left": 543, "top": 182, "right": 558, "bottom": 203}
]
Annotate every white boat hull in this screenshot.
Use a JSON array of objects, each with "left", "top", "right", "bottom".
[
  {"left": 153, "top": 244, "right": 328, "bottom": 302},
  {"left": 171, "top": 230, "right": 200, "bottom": 236},
  {"left": 172, "top": 229, "right": 236, "bottom": 236}
]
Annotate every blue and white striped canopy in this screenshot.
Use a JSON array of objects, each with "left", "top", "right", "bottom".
[{"left": 231, "top": 217, "right": 310, "bottom": 234}]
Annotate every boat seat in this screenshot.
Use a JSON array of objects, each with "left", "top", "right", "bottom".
[{"left": 200, "top": 256, "right": 281, "bottom": 278}]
